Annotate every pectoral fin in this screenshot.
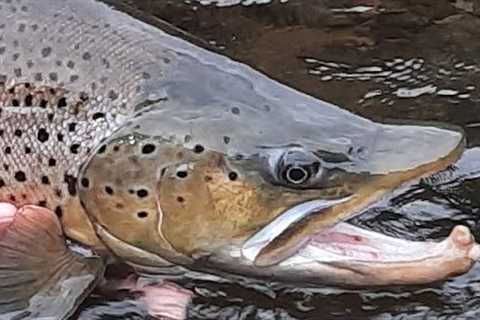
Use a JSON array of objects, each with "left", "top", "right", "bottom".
[{"left": 0, "top": 206, "right": 105, "bottom": 319}]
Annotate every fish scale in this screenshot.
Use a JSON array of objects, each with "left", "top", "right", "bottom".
[{"left": 0, "top": 0, "right": 174, "bottom": 244}]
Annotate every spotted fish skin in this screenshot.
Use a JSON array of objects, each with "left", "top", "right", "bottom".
[
  {"left": 0, "top": 0, "right": 380, "bottom": 246},
  {"left": 0, "top": 0, "right": 179, "bottom": 244}
]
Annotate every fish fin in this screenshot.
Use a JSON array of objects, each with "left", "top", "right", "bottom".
[{"left": 0, "top": 205, "right": 105, "bottom": 320}]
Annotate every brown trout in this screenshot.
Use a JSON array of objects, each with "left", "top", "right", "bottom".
[{"left": 0, "top": 0, "right": 478, "bottom": 319}]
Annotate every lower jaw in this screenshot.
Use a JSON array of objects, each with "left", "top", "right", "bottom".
[{"left": 277, "top": 222, "right": 480, "bottom": 286}]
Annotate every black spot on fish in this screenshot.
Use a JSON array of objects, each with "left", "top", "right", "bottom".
[
  {"left": 12, "top": 99, "right": 19, "bottom": 106},
  {"left": 49, "top": 72, "right": 58, "bottom": 82},
  {"left": 223, "top": 136, "right": 230, "bottom": 144},
  {"left": 79, "top": 92, "right": 88, "bottom": 101},
  {"left": 194, "top": 144, "right": 204, "bottom": 154},
  {"left": 177, "top": 196, "right": 185, "bottom": 203},
  {"left": 81, "top": 177, "right": 90, "bottom": 188},
  {"left": 9, "top": 194, "right": 16, "bottom": 202},
  {"left": 0, "top": 130, "right": 3, "bottom": 137},
  {"left": 4, "top": 146, "right": 11, "bottom": 154},
  {"left": 48, "top": 158, "right": 56, "bottom": 167},
  {"left": 14, "top": 129, "right": 22, "bottom": 137},
  {"left": 64, "top": 174, "right": 77, "bottom": 196},
  {"left": 68, "top": 123, "right": 77, "bottom": 132},
  {"left": 137, "top": 211, "right": 148, "bottom": 219},
  {"left": 14, "top": 68, "right": 22, "bottom": 77},
  {"left": 24, "top": 146, "right": 31, "bottom": 154},
  {"left": 57, "top": 97, "right": 67, "bottom": 108},
  {"left": 47, "top": 113, "right": 55, "bottom": 122},
  {"left": 3, "top": 164, "right": 9, "bottom": 171},
  {"left": 231, "top": 107, "right": 240, "bottom": 115},
  {"left": 24, "top": 95, "right": 33, "bottom": 106},
  {"left": 38, "top": 200, "right": 47, "bottom": 207},
  {"left": 136, "top": 189, "right": 148, "bottom": 198},
  {"left": 14, "top": 171, "right": 26, "bottom": 182},
  {"left": 57, "top": 133, "right": 64, "bottom": 142},
  {"left": 128, "top": 189, "right": 135, "bottom": 194},
  {"left": 37, "top": 128, "right": 49, "bottom": 142},
  {"left": 98, "top": 145, "right": 106, "bottom": 154},
  {"left": 105, "top": 186, "right": 114, "bottom": 195},
  {"left": 55, "top": 188, "right": 62, "bottom": 198},
  {"left": 82, "top": 52, "right": 91, "bottom": 60},
  {"left": 39, "top": 99, "right": 48, "bottom": 108},
  {"left": 160, "top": 168, "right": 167, "bottom": 177},
  {"left": 176, "top": 171, "right": 188, "bottom": 178},
  {"left": 142, "top": 144, "right": 156, "bottom": 154},
  {"left": 113, "top": 145, "right": 120, "bottom": 152},
  {"left": 41, "top": 176, "right": 50, "bottom": 185},
  {"left": 70, "top": 144, "right": 80, "bottom": 154},
  {"left": 108, "top": 90, "right": 118, "bottom": 100},
  {"left": 228, "top": 172, "right": 238, "bottom": 181},
  {"left": 41, "top": 47, "right": 52, "bottom": 58},
  {"left": 55, "top": 206, "right": 63, "bottom": 218},
  {"left": 92, "top": 112, "right": 105, "bottom": 120},
  {"left": 0, "top": 178, "right": 5, "bottom": 188}
]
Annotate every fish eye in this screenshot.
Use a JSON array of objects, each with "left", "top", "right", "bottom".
[
  {"left": 275, "top": 149, "right": 323, "bottom": 186},
  {"left": 284, "top": 165, "right": 309, "bottom": 184}
]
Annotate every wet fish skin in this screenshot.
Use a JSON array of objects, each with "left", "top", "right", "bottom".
[{"left": 0, "top": 0, "right": 183, "bottom": 245}]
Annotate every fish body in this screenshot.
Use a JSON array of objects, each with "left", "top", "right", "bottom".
[
  {"left": 0, "top": 1, "right": 478, "bottom": 319},
  {"left": 0, "top": 0, "right": 192, "bottom": 245}
]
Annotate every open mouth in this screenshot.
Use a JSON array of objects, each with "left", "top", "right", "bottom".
[
  {"left": 240, "top": 201, "right": 480, "bottom": 286},
  {"left": 290, "top": 222, "right": 478, "bottom": 264}
]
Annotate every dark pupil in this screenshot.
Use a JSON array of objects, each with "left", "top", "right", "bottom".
[{"left": 287, "top": 166, "right": 307, "bottom": 183}]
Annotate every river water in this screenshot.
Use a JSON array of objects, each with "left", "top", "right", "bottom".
[{"left": 77, "top": 1, "right": 480, "bottom": 319}]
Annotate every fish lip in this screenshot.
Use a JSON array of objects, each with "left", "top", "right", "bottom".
[{"left": 241, "top": 196, "right": 354, "bottom": 262}]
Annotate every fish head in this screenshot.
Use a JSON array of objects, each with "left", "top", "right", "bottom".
[{"left": 79, "top": 98, "right": 464, "bottom": 282}]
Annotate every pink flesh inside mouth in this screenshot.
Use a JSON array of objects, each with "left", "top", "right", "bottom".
[{"left": 281, "top": 222, "right": 480, "bottom": 265}]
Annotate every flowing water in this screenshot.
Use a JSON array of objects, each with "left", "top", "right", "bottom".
[{"left": 77, "top": 1, "right": 480, "bottom": 319}]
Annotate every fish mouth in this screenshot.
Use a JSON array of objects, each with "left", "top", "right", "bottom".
[{"left": 238, "top": 123, "right": 474, "bottom": 284}]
